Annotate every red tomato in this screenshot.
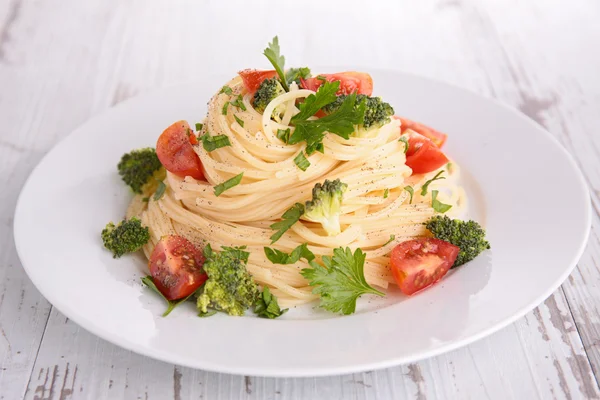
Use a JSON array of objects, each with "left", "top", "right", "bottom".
[
  {"left": 301, "top": 72, "right": 373, "bottom": 96},
  {"left": 390, "top": 238, "right": 459, "bottom": 295},
  {"left": 149, "top": 235, "right": 207, "bottom": 300},
  {"left": 239, "top": 69, "right": 278, "bottom": 93},
  {"left": 394, "top": 116, "right": 447, "bottom": 148},
  {"left": 156, "top": 120, "right": 204, "bottom": 180},
  {"left": 403, "top": 131, "right": 449, "bottom": 174}
]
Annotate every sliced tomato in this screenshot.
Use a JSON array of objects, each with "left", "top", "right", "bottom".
[
  {"left": 156, "top": 120, "right": 204, "bottom": 180},
  {"left": 239, "top": 69, "right": 278, "bottom": 93},
  {"left": 402, "top": 131, "right": 449, "bottom": 174},
  {"left": 390, "top": 238, "right": 459, "bottom": 295},
  {"left": 149, "top": 235, "right": 207, "bottom": 300},
  {"left": 394, "top": 116, "right": 447, "bottom": 148},
  {"left": 301, "top": 72, "right": 373, "bottom": 96}
]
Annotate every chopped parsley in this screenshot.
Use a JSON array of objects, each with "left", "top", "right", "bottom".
[
  {"left": 404, "top": 186, "right": 414, "bottom": 204},
  {"left": 264, "top": 243, "right": 315, "bottom": 264},
  {"left": 230, "top": 95, "right": 247, "bottom": 111},
  {"left": 269, "top": 203, "right": 305, "bottom": 244},
  {"left": 220, "top": 86, "right": 233, "bottom": 95},
  {"left": 420, "top": 171, "right": 446, "bottom": 196},
  {"left": 234, "top": 115, "right": 244, "bottom": 128},
  {"left": 277, "top": 128, "right": 291, "bottom": 143},
  {"left": 431, "top": 190, "right": 452, "bottom": 213},
  {"left": 201, "top": 133, "right": 231, "bottom": 152},
  {"left": 254, "top": 287, "right": 288, "bottom": 319},
  {"left": 214, "top": 173, "right": 243, "bottom": 197},
  {"left": 398, "top": 136, "right": 409, "bottom": 154},
  {"left": 222, "top": 102, "right": 229, "bottom": 115},
  {"left": 383, "top": 188, "right": 389, "bottom": 199},
  {"left": 195, "top": 122, "right": 203, "bottom": 131},
  {"left": 153, "top": 181, "right": 166, "bottom": 201},
  {"left": 294, "top": 152, "right": 310, "bottom": 171}
]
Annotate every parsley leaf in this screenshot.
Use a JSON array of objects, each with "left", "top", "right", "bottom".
[
  {"left": 289, "top": 90, "right": 366, "bottom": 155},
  {"left": 294, "top": 152, "right": 310, "bottom": 171},
  {"left": 420, "top": 171, "right": 445, "bottom": 196},
  {"left": 214, "top": 172, "right": 243, "bottom": 197},
  {"left": 201, "top": 133, "right": 231, "bottom": 152},
  {"left": 234, "top": 115, "right": 244, "bottom": 128},
  {"left": 285, "top": 67, "right": 311, "bottom": 85},
  {"left": 263, "top": 36, "right": 289, "bottom": 91},
  {"left": 431, "top": 190, "right": 452, "bottom": 213},
  {"left": 404, "top": 185, "right": 414, "bottom": 204},
  {"left": 398, "top": 136, "right": 409, "bottom": 154},
  {"left": 264, "top": 243, "right": 315, "bottom": 264},
  {"left": 301, "top": 247, "right": 384, "bottom": 315},
  {"left": 269, "top": 203, "right": 304, "bottom": 244},
  {"left": 229, "top": 95, "right": 247, "bottom": 111},
  {"left": 141, "top": 276, "right": 197, "bottom": 317},
  {"left": 195, "top": 122, "right": 203, "bottom": 131},
  {"left": 254, "top": 287, "right": 288, "bottom": 319},
  {"left": 222, "top": 102, "right": 229, "bottom": 115},
  {"left": 277, "top": 128, "right": 291, "bottom": 143},
  {"left": 383, "top": 188, "right": 389, "bottom": 199},
  {"left": 291, "top": 80, "right": 339, "bottom": 122},
  {"left": 220, "top": 86, "right": 233, "bottom": 95},
  {"left": 153, "top": 181, "right": 166, "bottom": 201}
]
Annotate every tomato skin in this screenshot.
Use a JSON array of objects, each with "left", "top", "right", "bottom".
[
  {"left": 239, "top": 69, "right": 278, "bottom": 93},
  {"left": 301, "top": 72, "right": 373, "bottom": 95},
  {"left": 394, "top": 116, "right": 447, "bottom": 148},
  {"left": 156, "top": 120, "right": 204, "bottom": 180},
  {"left": 390, "top": 238, "right": 459, "bottom": 295},
  {"left": 149, "top": 235, "right": 207, "bottom": 300}
]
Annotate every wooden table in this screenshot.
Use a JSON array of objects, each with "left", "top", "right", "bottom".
[{"left": 1, "top": 1, "right": 599, "bottom": 398}]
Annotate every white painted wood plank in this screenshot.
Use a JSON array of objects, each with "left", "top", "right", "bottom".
[{"left": 0, "top": 0, "right": 598, "bottom": 399}]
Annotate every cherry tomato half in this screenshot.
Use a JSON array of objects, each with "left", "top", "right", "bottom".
[
  {"left": 390, "top": 238, "right": 459, "bottom": 295},
  {"left": 404, "top": 131, "right": 449, "bottom": 174},
  {"left": 395, "top": 116, "right": 447, "bottom": 148},
  {"left": 149, "top": 235, "right": 207, "bottom": 300},
  {"left": 301, "top": 72, "right": 373, "bottom": 96},
  {"left": 156, "top": 120, "right": 204, "bottom": 180}
]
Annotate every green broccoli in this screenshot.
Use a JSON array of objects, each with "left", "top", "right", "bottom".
[
  {"left": 304, "top": 179, "right": 348, "bottom": 236},
  {"left": 117, "top": 148, "right": 164, "bottom": 194},
  {"left": 425, "top": 215, "right": 490, "bottom": 267},
  {"left": 322, "top": 94, "right": 394, "bottom": 128},
  {"left": 197, "top": 245, "right": 260, "bottom": 316},
  {"left": 101, "top": 217, "right": 150, "bottom": 258},
  {"left": 252, "top": 78, "right": 286, "bottom": 115}
]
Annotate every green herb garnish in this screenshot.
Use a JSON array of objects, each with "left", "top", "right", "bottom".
[
  {"left": 431, "top": 190, "right": 452, "bottom": 213},
  {"left": 214, "top": 173, "right": 243, "bottom": 197},
  {"left": 404, "top": 186, "right": 414, "bottom": 204},
  {"left": 269, "top": 203, "right": 305, "bottom": 244},
  {"left": 420, "top": 171, "right": 446, "bottom": 196},
  {"left": 294, "top": 152, "right": 310, "bottom": 171},
  {"left": 263, "top": 36, "right": 289, "bottom": 91},
  {"left": 153, "top": 181, "right": 166, "bottom": 201}
]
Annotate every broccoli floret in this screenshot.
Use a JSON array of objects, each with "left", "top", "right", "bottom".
[
  {"left": 252, "top": 78, "right": 286, "bottom": 115},
  {"left": 425, "top": 216, "right": 490, "bottom": 267},
  {"left": 197, "top": 245, "right": 260, "bottom": 316},
  {"left": 117, "top": 148, "right": 164, "bottom": 194},
  {"left": 322, "top": 94, "right": 394, "bottom": 128},
  {"left": 304, "top": 179, "right": 348, "bottom": 236},
  {"left": 101, "top": 217, "right": 150, "bottom": 258}
]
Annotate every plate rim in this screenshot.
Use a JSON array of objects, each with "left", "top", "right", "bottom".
[{"left": 13, "top": 69, "right": 592, "bottom": 377}]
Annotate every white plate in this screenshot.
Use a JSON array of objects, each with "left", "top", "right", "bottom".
[{"left": 14, "top": 70, "right": 591, "bottom": 377}]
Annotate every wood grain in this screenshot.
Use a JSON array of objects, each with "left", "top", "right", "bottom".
[{"left": 0, "top": 0, "right": 599, "bottom": 399}]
